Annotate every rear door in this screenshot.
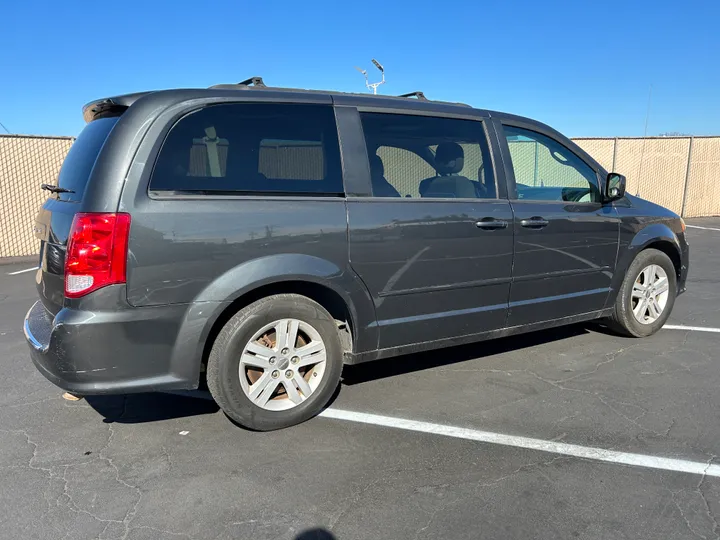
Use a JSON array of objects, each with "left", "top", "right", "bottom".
[
  {"left": 347, "top": 110, "right": 514, "bottom": 349},
  {"left": 34, "top": 116, "right": 120, "bottom": 315},
  {"left": 498, "top": 121, "right": 620, "bottom": 327}
]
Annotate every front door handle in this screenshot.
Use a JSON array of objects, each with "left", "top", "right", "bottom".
[
  {"left": 475, "top": 218, "right": 508, "bottom": 230},
  {"left": 520, "top": 217, "right": 549, "bottom": 229}
]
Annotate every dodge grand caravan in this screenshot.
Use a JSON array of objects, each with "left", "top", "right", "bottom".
[{"left": 25, "top": 78, "right": 689, "bottom": 430}]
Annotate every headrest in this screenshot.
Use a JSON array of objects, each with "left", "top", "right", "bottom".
[
  {"left": 422, "top": 175, "right": 476, "bottom": 198},
  {"left": 370, "top": 154, "right": 385, "bottom": 177},
  {"left": 435, "top": 142, "right": 464, "bottom": 175}
]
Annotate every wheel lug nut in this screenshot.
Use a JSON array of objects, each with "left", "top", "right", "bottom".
[
  {"left": 269, "top": 357, "right": 276, "bottom": 365},
  {"left": 271, "top": 370, "right": 279, "bottom": 379},
  {"left": 291, "top": 356, "right": 299, "bottom": 364},
  {"left": 281, "top": 348, "right": 289, "bottom": 355},
  {"left": 285, "top": 370, "right": 293, "bottom": 379}
]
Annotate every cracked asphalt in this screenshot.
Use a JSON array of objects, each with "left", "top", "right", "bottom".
[{"left": 1, "top": 218, "right": 719, "bottom": 540}]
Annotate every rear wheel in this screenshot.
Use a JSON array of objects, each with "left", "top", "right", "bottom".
[
  {"left": 207, "top": 294, "right": 343, "bottom": 430},
  {"left": 609, "top": 248, "right": 676, "bottom": 337}
]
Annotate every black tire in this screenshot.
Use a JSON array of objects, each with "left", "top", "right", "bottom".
[
  {"left": 608, "top": 248, "right": 677, "bottom": 337},
  {"left": 206, "top": 294, "right": 343, "bottom": 431}
]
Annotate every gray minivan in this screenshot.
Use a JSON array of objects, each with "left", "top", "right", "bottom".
[{"left": 25, "top": 79, "right": 689, "bottom": 430}]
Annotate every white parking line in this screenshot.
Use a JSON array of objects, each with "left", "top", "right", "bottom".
[
  {"left": 686, "top": 224, "right": 720, "bottom": 231},
  {"left": 6, "top": 267, "right": 38, "bottom": 276},
  {"left": 166, "top": 320, "right": 718, "bottom": 478},
  {"left": 320, "top": 408, "right": 720, "bottom": 478},
  {"left": 664, "top": 324, "right": 720, "bottom": 333},
  {"left": 168, "top": 390, "right": 720, "bottom": 478}
]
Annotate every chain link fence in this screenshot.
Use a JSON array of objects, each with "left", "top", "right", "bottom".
[
  {"left": 0, "top": 134, "right": 719, "bottom": 260},
  {"left": 574, "top": 136, "right": 720, "bottom": 217},
  {"left": 0, "top": 135, "right": 74, "bottom": 259}
]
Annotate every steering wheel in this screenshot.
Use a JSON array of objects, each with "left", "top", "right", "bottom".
[
  {"left": 577, "top": 192, "right": 592, "bottom": 203},
  {"left": 562, "top": 187, "right": 592, "bottom": 202}
]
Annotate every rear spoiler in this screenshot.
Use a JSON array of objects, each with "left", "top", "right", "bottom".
[{"left": 82, "top": 91, "right": 153, "bottom": 123}]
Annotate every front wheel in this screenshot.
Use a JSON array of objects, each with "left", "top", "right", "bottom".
[
  {"left": 206, "top": 294, "right": 343, "bottom": 430},
  {"left": 609, "top": 248, "right": 677, "bottom": 337}
]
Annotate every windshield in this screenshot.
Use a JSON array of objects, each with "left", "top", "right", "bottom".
[{"left": 56, "top": 116, "right": 119, "bottom": 201}]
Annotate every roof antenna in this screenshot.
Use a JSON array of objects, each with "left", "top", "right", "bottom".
[
  {"left": 354, "top": 59, "right": 386, "bottom": 94},
  {"left": 636, "top": 85, "right": 652, "bottom": 197}
]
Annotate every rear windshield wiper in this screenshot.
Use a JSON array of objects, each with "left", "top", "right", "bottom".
[{"left": 41, "top": 184, "right": 75, "bottom": 194}]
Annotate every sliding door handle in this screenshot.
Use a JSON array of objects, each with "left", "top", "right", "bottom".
[
  {"left": 475, "top": 218, "right": 508, "bottom": 230},
  {"left": 520, "top": 217, "right": 549, "bottom": 229}
]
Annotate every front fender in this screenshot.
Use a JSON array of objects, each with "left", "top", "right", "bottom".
[{"left": 607, "top": 222, "right": 681, "bottom": 306}]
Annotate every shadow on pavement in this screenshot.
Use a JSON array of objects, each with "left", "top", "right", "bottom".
[
  {"left": 86, "top": 391, "right": 219, "bottom": 424},
  {"left": 295, "top": 529, "right": 336, "bottom": 540},
  {"left": 85, "top": 323, "right": 616, "bottom": 424},
  {"left": 342, "top": 323, "right": 596, "bottom": 385}
]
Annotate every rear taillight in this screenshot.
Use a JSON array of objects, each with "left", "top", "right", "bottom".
[{"left": 65, "top": 213, "right": 131, "bottom": 298}]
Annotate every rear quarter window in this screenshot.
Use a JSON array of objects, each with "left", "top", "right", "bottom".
[
  {"left": 57, "top": 117, "right": 119, "bottom": 201},
  {"left": 149, "top": 103, "right": 343, "bottom": 195}
]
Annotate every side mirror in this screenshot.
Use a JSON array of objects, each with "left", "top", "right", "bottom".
[{"left": 605, "top": 172, "right": 626, "bottom": 201}]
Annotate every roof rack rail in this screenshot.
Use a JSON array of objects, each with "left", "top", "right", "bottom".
[
  {"left": 398, "top": 91, "right": 427, "bottom": 101},
  {"left": 237, "top": 76, "right": 266, "bottom": 87}
]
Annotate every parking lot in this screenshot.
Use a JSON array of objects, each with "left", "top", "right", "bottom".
[{"left": 1, "top": 218, "right": 719, "bottom": 540}]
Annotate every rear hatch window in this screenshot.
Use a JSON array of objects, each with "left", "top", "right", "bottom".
[
  {"left": 55, "top": 117, "right": 119, "bottom": 201},
  {"left": 35, "top": 116, "right": 120, "bottom": 314}
]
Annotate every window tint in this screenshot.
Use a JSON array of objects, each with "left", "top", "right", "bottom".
[
  {"left": 504, "top": 126, "right": 600, "bottom": 203},
  {"left": 375, "top": 146, "right": 434, "bottom": 197},
  {"left": 360, "top": 113, "right": 496, "bottom": 199},
  {"left": 259, "top": 139, "right": 324, "bottom": 180},
  {"left": 150, "top": 104, "right": 342, "bottom": 195},
  {"left": 57, "top": 116, "right": 119, "bottom": 202}
]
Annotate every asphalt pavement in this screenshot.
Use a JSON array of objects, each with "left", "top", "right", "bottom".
[{"left": 1, "top": 218, "right": 719, "bottom": 540}]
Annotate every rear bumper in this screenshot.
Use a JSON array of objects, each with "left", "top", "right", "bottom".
[{"left": 24, "top": 299, "right": 201, "bottom": 395}]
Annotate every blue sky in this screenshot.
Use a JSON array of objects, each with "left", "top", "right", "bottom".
[{"left": 2, "top": 0, "right": 718, "bottom": 137}]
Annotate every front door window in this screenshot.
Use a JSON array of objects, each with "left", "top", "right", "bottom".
[{"left": 504, "top": 125, "right": 600, "bottom": 203}]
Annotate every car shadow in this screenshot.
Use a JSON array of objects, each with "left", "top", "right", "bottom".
[
  {"left": 586, "top": 320, "right": 635, "bottom": 337},
  {"left": 86, "top": 391, "right": 219, "bottom": 424},
  {"left": 341, "top": 323, "right": 594, "bottom": 385},
  {"left": 85, "top": 323, "right": 608, "bottom": 425},
  {"left": 294, "top": 529, "right": 336, "bottom": 540}
]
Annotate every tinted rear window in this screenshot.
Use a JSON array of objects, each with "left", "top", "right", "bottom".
[
  {"left": 57, "top": 117, "right": 119, "bottom": 201},
  {"left": 149, "top": 103, "right": 343, "bottom": 195}
]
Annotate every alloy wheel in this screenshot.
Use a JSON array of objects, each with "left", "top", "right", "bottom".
[
  {"left": 238, "top": 319, "right": 327, "bottom": 411},
  {"left": 631, "top": 264, "right": 670, "bottom": 324}
]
